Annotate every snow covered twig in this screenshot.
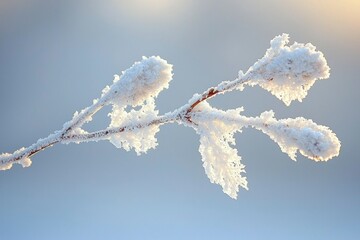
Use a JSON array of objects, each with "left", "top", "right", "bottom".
[{"left": 0, "top": 34, "right": 341, "bottom": 199}]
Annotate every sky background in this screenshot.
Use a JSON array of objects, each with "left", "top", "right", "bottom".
[{"left": 0, "top": 0, "right": 359, "bottom": 239}]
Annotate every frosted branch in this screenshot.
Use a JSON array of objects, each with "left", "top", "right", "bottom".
[{"left": 0, "top": 35, "right": 341, "bottom": 199}]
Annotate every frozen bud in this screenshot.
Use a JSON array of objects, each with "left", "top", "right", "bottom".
[
  {"left": 246, "top": 34, "right": 330, "bottom": 106},
  {"left": 103, "top": 56, "right": 173, "bottom": 106},
  {"left": 258, "top": 111, "right": 341, "bottom": 161}
]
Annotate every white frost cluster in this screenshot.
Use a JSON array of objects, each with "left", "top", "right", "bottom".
[
  {"left": 109, "top": 99, "right": 160, "bottom": 155},
  {"left": 192, "top": 102, "right": 248, "bottom": 199},
  {"left": 243, "top": 34, "right": 330, "bottom": 106},
  {"left": 255, "top": 111, "right": 341, "bottom": 161},
  {"left": 0, "top": 148, "right": 32, "bottom": 170},
  {"left": 101, "top": 56, "right": 173, "bottom": 106},
  {"left": 189, "top": 104, "right": 340, "bottom": 198},
  {"left": 105, "top": 56, "right": 173, "bottom": 154},
  {"left": 0, "top": 56, "right": 173, "bottom": 170}
]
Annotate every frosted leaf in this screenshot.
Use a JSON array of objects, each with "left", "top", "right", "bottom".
[
  {"left": 0, "top": 148, "right": 32, "bottom": 170},
  {"left": 108, "top": 99, "right": 160, "bottom": 155},
  {"left": 102, "top": 56, "right": 173, "bottom": 106},
  {"left": 245, "top": 34, "right": 330, "bottom": 106},
  {"left": 257, "top": 111, "right": 341, "bottom": 161},
  {"left": 193, "top": 102, "right": 248, "bottom": 199}
]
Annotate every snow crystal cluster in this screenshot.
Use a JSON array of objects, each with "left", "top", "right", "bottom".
[
  {"left": 190, "top": 102, "right": 340, "bottom": 198},
  {"left": 64, "top": 56, "right": 173, "bottom": 152},
  {"left": 109, "top": 99, "right": 160, "bottom": 155},
  {"left": 242, "top": 33, "right": 330, "bottom": 106},
  {"left": 104, "top": 56, "right": 172, "bottom": 153},
  {"left": 192, "top": 102, "right": 248, "bottom": 199},
  {"left": 253, "top": 111, "right": 341, "bottom": 161},
  {"left": 101, "top": 56, "right": 173, "bottom": 106}
]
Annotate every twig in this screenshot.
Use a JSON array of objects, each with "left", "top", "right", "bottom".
[{"left": 0, "top": 76, "right": 250, "bottom": 166}]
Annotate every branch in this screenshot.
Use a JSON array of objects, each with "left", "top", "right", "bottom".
[
  {"left": 0, "top": 35, "right": 340, "bottom": 199},
  {"left": 0, "top": 75, "right": 249, "bottom": 168}
]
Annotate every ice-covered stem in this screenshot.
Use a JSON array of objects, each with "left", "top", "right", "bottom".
[
  {"left": 0, "top": 74, "right": 241, "bottom": 168},
  {"left": 62, "top": 100, "right": 106, "bottom": 135},
  {"left": 63, "top": 113, "right": 177, "bottom": 143},
  {"left": 0, "top": 72, "right": 248, "bottom": 170},
  {"left": 0, "top": 101, "right": 108, "bottom": 170},
  {"left": 0, "top": 134, "right": 60, "bottom": 170},
  {"left": 0, "top": 114, "right": 175, "bottom": 170},
  {"left": 0, "top": 95, "right": 108, "bottom": 169},
  {"left": 181, "top": 74, "right": 253, "bottom": 123}
]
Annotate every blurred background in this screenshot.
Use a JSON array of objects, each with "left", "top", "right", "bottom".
[{"left": 0, "top": 0, "right": 359, "bottom": 239}]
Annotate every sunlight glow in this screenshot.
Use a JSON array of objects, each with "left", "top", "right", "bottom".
[
  {"left": 106, "top": 0, "right": 192, "bottom": 23},
  {"left": 295, "top": 0, "right": 360, "bottom": 36}
]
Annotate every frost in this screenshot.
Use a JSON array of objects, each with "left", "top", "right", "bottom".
[
  {"left": 0, "top": 148, "right": 32, "bottom": 170},
  {"left": 102, "top": 56, "right": 173, "bottom": 106},
  {"left": 0, "top": 158, "right": 12, "bottom": 170},
  {"left": 193, "top": 102, "right": 248, "bottom": 199},
  {"left": 109, "top": 99, "right": 160, "bottom": 155},
  {"left": 0, "top": 36, "right": 341, "bottom": 199},
  {"left": 245, "top": 34, "right": 330, "bottom": 106},
  {"left": 254, "top": 111, "right": 341, "bottom": 161},
  {"left": 19, "top": 156, "right": 32, "bottom": 167},
  {"left": 190, "top": 106, "right": 340, "bottom": 198},
  {"left": 104, "top": 56, "right": 172, "bottom": 154}
]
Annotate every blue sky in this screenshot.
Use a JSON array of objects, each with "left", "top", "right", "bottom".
[{"left": 0, "top": 1, "right": 359, "bottom": 239}]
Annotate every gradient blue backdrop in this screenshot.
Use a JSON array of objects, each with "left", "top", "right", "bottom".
[{"left": 1, "top": 0, "right": 359, "bottom": 239}]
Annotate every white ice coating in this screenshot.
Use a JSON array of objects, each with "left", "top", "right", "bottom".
[
  {"left": 108, "top": 99, "right": 160, "bottom": 155},
  {"left": 101, "top": 56, "right": 173, "bottom": 107},
  {"left": 192, "top": 102, "right": 248, "bottom": 199},
  {"left": 191, "top": 103, "right": 340, "bottom": 198},
  {"left": 254, "top": 111, "right": 341, "bottom": 161},
  {"left": 105, "top": 56, "right": 173, "bottom": 153},
  {"left": 0, "top": 148, "right": 32, "bottom": 170},
  {"left": 243, "top": 34, "right": 330, "bottom": 106}
]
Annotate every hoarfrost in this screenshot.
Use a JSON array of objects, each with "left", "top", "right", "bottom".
[
  {"left": 245, "top": 34, "right": 330, "bottom": 106},
  {"left": 104, "top": 56, "right": 172, "bottom": 154},
  {"left": 189, "top": 105, "right": 340, "bottom": 198},
  {"left": 109, "top": 99, "right": 160, "bottom": 155},
  {"left": 193, "top": 102, "right": 248, "bottom": 199},
  {"left": 102, "top": 56, "right": 173, "bottom": 107},
  {"left": 0, "top": 148, "right": 32, "bottom": 170},
  {"left": 0, "top": 36, "right": 341, "bottom": 199},
  {"left": 255, "top": 111, "right": 341, "bottom": 161}
]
